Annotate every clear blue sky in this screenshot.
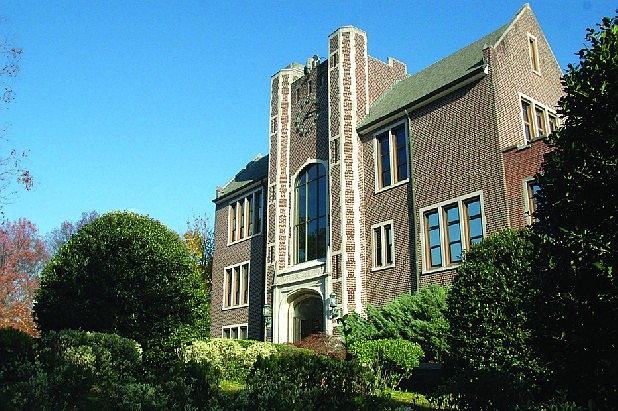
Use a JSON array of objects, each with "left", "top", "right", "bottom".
[{"left": 1, "top": 1, "right": 615, "bottom": 235}]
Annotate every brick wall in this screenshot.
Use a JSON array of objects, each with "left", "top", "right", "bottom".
[
  {"left": 503, "top": 138, "right": 551, "bottom": 228},
  {"left": 210, "top": 188, "right": 267, "bottom": 340}
]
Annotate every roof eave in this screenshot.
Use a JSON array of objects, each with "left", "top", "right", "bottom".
[{"left": 357, "top": 64, "right": 488, "bottom": 135}]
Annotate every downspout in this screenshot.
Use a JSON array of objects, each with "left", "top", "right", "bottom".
[{"left": 404, "top": 109, "right": 419, "bottom": 293}]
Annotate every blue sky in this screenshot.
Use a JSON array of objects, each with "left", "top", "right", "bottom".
[{"left": 1, "top": 0, "right": 615, "bottom": 235}]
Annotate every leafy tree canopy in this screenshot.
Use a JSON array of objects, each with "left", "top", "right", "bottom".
[
  {"left": 534, "top": 12, "right": 618, "bottom": 407},
  {"left": 34, "top": 212, "right": 210, "bottom": 358}
]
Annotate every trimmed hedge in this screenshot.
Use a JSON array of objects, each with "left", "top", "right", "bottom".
[{"left": 348, "top": 339, "right": 424, "bottom": 390}]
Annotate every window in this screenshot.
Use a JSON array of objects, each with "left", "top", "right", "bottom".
[
  {"left": 228, "top": 189, "right": 263, "bottom": 243},
  {"left": 528, "top": 33, "right": 540, "bottom": 74},
  {"left": 372, "top": 221, "right": 394, "bottom": 269},
  {"left": 295, "top": 163, "right": 328, "bottom": 264},
  {"left": 524, "top": 179, "right": 540, "bottom": 225},
  {"left": 421, "top": 194, "right": 484, "bottom": 270},
  {"left": 223, "top": 262, "right": 249, "bottom": 308},
  {"left": 520, "top": 96, "right": 558, "bottom": 143},
  {"left": 222, "top": 324, "right": 248, "bottom": 339},
  {"left": 375, "top": 122, "right": 408, "bottom": 190}
]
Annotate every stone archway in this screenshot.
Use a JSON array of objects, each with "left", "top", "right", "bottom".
[{"left": 290, "top": 292, "right": 323, "bottom": 342}]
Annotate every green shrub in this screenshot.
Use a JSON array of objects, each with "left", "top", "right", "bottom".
[
  {"left": 0, "top": 328, "right": 36, "bottom": 368},
  {"left": 348, "top": 339, "right": 423, "bottom": 390},
  {"left": 445, "top": 229, "right": 545, "bottom": 410},
  {"left": 34, "top": 211, "right": 210, "bottom": 366},
  {"left": 341, "top": 284, "right": 449, "bottom": 362},
  {"left": 180, "top": 338, "right": 277, "bottom": 383},
  {"left": 34, "top": 329, "right": 144, "bottom": 408},
  {"left": 243, "top": 349, "right": 373, "bottom": 411}
]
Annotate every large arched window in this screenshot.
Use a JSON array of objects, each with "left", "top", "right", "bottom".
[{"left": 294, "top": 163, "right": 327, "bottom": 263}]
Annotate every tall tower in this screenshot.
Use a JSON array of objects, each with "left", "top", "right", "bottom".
[{"left": 327, "top": 27, "right": 370, "bottom": 318}]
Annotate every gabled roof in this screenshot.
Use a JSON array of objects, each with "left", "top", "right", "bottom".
[
  {"left": 214, "top": 154, "right": 269, "bottom": 202},
  {"left": 358, "top": 5, "right": 526, "bottom": 130}
]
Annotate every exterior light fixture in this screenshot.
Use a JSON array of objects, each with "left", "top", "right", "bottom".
[
  {"left": 329, "top": 292, "right": 340, "bottom": 319},
  {"left": 262, "top": 304, "right": 272, "bottom": 327}
]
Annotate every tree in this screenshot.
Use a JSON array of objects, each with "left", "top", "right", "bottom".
[
  {"left": 182, "top": 214, "right": 213, "bottom": 288},
  {"left": 445, "top": 229, "right": 544, "bottom": 410},
  {"left": 45, "top": 210, "right": 99, "bottom": 256},
  {"left": 34, "top": 212, "right": 210, "bottom": 362},
  {"left": 0, "top": 218, "right": 48, "bottom": 335},
  {"left": 1, "top": 21, "right": 31, "bottom": 208},
  {"left": 533, "top": 12, "right": 618, "bottom": 407}
]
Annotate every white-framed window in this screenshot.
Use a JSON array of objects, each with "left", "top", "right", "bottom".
[
  {"left": 374, "top": 121, "right": 409, "bottom": 191},
  {"left": 222, "top": 262, "right": 249, "bottom": 309},
  {"left": 372, "top": 221, "right": 394, "bottom": 270},
  {"left": 523, "top": 178, "right": 540, "bottom": 225},
  {"left": 228, "top": 188, "right": 263, "bottom": 244},
  {"left": 528, "top": 33, "right": 541, "bottom": 74},
  {"left": 420, "top": 193, "right": 485, "bottom": 271},
  {"left": 520, "top": 94, "right": 558, "bottom": 144},
  {"left": 294, "top": 162, "right": 328, "bottom": 264},
  {"left": 222, "top": 324, "right": 248, "bottom": 339}
]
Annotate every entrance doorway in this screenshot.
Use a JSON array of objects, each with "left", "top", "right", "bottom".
[{"left": 292, "top": 294, "right": 323, "bottom": 342}]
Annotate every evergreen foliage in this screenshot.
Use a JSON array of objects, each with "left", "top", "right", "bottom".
[
  {"left": 533, "top": 12, "right": 618, "bottom": 407},
  {"left": 34, "top": 211, "right": 210, "bottom": 364},
  {"left": 341, "top": 284, "right": 449, "bottom": 361},
  {"left": 445, "top": 229, "right": 544, "bottom": 410}
]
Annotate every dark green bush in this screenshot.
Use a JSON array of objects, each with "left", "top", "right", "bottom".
[
  {"left": 243, "top": 349, "right": 373, "bottom": 410},
  {"left": 35, "top": 329, "right": 144, "bottom": 408},
  {"left": 34, "top": 211, "right": 210, "bottom": 366},
  {"left": 348, "top": 339, "right": 423, "bottom": 390},
  {"left": 341, "top": 284, "right": 449, "bottom": 361},
  {"left": 0, "top": 327, "right": 36, "bottom": 376},
  {"left": 445, "top": 229, "right": 545, "bottom": 410}
]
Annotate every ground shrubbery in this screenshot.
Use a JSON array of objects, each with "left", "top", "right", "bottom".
[
  {"left": 243, "top": 348, "right": 374, "bottom": 411},
  {"left": 348, "top": 339, "right": 423, "bottom": 390},
  {"left": 180, "top": 338, "right": 278, "bottom": 383},
  {"left": 341, "top": 284, "right": 449, "bottom": 362}
]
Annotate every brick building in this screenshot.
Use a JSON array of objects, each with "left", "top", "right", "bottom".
[{"left": 210, "top": 4, "right": 563, "bottom": 342}]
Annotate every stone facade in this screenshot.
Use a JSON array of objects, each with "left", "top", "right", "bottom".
[{"left": 210, "top": 5, "right": 563, "bottom": 342}]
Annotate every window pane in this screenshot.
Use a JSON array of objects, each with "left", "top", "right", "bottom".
[
  {"left": 226, "top": 269, "right": 233, "bottom": 308},
  {"left": 448, "top": 223, "right": 461, "bottom": 243},
  {"left": 297, "top": 186, "right": 306, "bottom": 222},
  {"left": 308, "top": 163, "right": 318, "bottom": 181},
  {"left": 378, "top": 133, "right": 391, "bottom": 187},
  {"left": 231, "top": 327, "right": 238, "bottom": 339},
  {"left": 466, "top": 199, "right": 483, "bottom": 245},
  {"left": 467, "top": 200, "right": 480, "bottom": 216},
  {"left": 394, "top": 125, "right": 407, "bottom": 182},
  {"left": 374, "top": 227, "right": 382, "bottom": 267},
  {"left": 522, "top": 100, "right": 532, "bottom": 142},
  {"left": 297, "top": 223, "right": 306, "bottom": 263},
  {"left": 247, "top": 195, "right": 254, "bottom": 235},
  {"left": 240, "top": 326, "right": 248, "bottom": 340},
  {"left": 430, "top": 246, "right": 442, "bottom": 267},
  {"left": 385, "top": 224, "right": 393, "bottom": 264},
  {"left": 234, "top": 266, "right": 240, "bottom": 306},
  {"left": 429, "top": 228, "right": 441, "bottom": 246},
  {"left": 254, "top": 190, "right": 262, "bottom": 233},
  {"left": 427, "top": 211, "right": 439, "bottom": 228},
  {"left": 239, "top": 200, "right": 245, "bottom": 239},
  {"left": 307, "top": 179, "right": 318, "bottom": 220},
  {"left": 469, "top": 218, "right": 483, "bottom": 244},
  {"left": 242, "top": 264, "right": 249, "bottom": 305},
  {"left": 535, "top": 107, "right": 547, "bottom": 136},
  {"left": 450, "top": 242, "right": 462, "bottom": 263},
  {"left": 224, "top": 329, "right": 231, "bottom": 339},
  {"left": 230, "top": 203, "right": 237, "bottom": 241},
  {"left": 307, "top": 219, "right": 318, "bottom": 261}
]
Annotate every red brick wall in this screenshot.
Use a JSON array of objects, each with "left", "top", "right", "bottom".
[{"left": 503, "top": 138, "right": 551, "bottom": 228}]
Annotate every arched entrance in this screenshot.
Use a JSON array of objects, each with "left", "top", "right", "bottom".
[{"left": 290, "top": 293, "right": 324, "bottom": 342}]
